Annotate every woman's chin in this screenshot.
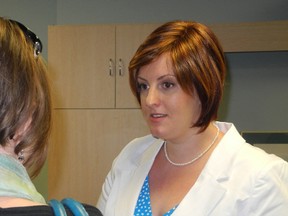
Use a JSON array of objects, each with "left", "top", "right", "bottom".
[{"left": 150, "top": 130, "right": 165, "bottom": 140}]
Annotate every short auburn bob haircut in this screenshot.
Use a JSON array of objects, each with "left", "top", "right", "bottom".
[{"left": 129, "top": 20, "right": 226, "bottom": 131}]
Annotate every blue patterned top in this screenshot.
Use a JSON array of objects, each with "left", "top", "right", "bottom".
[{"left": 134, "top": 176, "right": 177, "bottom": 216}]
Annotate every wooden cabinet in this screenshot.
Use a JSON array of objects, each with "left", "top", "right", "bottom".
[
  {"left": 115, "top": 24, "right": 159, "bottom": 108},
  {"left": 48, "top": 24, "right": 159, "bottom": 109},
  {"left": 48, "top": 109, "right": 149, "bottom": 204},
  {"left": 47, "top": 24, "right": 156, "bottom": 204},
  {"left": 209, "top": 20, "right": 288, "bottom": 52},
  {"left": 48, "top": 25, "right": 114, "bottom": 108},
  {"left": 48, "top": 21, "right": 288, "bottom": 109}
]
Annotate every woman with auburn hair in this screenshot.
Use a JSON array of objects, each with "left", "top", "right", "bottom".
[
  {"left": 0, "top": 17, "right": 102, "bottom": 215},
  {"left": 97, "top": 20, "right": 288, "bottom": 215}
]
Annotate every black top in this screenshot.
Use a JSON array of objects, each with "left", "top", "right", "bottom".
[{"left": 0, "top": 204, "right": 102, "bottom": 216}]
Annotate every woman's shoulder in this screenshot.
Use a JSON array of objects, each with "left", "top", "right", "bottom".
[
  {"left": 213, "top": 122, "right": 288, "bottom": 181},
  {"left": 238, "top": 142, "right": 288, "bottom": 178},
  {"left": 217, "top": 121, "right": 287, "bottom": 171},
  {"left": 239, "top": 142, "right": 287, "bottom": 166}
]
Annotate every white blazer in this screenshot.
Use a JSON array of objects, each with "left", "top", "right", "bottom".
[{"left": 97, "top": 122, "right": 288, "bottom": 216}]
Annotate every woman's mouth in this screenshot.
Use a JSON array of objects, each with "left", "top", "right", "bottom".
[
  {"left": 150, "top": 113, "right": 167, "bottom": 119},
  {"left": 149, "top": 113, "right": 167, "bottom": 122}
]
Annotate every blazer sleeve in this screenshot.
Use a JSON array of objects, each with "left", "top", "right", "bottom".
[{"left": 243, "top": 159, "right": 288, "bottom": 215}]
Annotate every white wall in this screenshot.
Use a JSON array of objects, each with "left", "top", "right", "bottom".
[
  {"left": 221, "top": 52, "right": 288, "bottom": 131},
  {"left": 56, "top": 0, "right": 288, "bottom": 24}
]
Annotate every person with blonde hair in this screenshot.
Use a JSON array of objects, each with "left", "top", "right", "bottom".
[{"left": 0, "top": 17, "right": 102, "bottom": 215}]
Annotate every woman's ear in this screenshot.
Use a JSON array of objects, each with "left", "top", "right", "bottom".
[{"left": 12, "top": 117, "right": 32, "bottom": 143}]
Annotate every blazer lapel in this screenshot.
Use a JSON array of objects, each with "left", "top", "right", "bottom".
[
  {"left": 173, "top": 173, "right": 228, "bottom": 216},
  {"left": 173, "top": 122, "right": 244, "bottom": 216},
  {"left": 115, "top": 139, "right": 163, "bottom": 215}
]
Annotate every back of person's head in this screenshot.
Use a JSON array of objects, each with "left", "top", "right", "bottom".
[
  {"left": 0, "top": 17, "right": 52, "bottom": 178},
  {"left": 129, "top": 20, "right": 226, "bottom": 131}
]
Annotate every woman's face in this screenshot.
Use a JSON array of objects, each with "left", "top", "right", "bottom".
[{"left": 137, "top": 53, "right": 201, "bottom": 142}]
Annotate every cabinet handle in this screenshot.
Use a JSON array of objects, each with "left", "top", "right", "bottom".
[
  {"left": 118, "top": 58, "right": 124, "bottom": 76},
  {"left": 109, "top": 59, "right": 114, "bottom": 76}
]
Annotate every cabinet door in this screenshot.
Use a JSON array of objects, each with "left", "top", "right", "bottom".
[
  {"left": 48, "top": 25, "right": 115, "bottom": 108},
  {"left": 48, "top": 109, "right": 149, "bottom": 205},
  {"left": 115, "top": 24, "right": 160, "bottom": 108}
]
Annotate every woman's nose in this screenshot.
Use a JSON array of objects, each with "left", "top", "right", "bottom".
[{"left": 145, "top": 87, "right": 160, "bottom": 107}]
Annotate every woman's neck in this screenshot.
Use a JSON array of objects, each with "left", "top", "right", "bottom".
[{"left": 0, "top": 144, "right": 17, "bottom": 160}]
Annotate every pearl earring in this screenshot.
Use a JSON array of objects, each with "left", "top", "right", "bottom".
[{"left": 18, "top": 150, "right": 25, "bottom": 162}]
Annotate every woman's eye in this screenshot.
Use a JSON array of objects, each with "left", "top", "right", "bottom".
[
  {"left": 137, "top": 83, "right": 149, "bottom": 91},
  {"left": 162, "top": 82, "right": 174, "bottom": 89}
]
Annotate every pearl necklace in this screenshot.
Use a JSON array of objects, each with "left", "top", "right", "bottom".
[{"left": 164, "top": 124, "right": 220, "bottom": 166}]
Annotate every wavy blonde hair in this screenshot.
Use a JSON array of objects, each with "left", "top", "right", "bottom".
[{"left": 0, "top": 17, "right": 52, "bottom": 178}]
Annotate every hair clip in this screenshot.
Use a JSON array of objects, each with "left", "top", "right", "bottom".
[{"left": 9, "top": 19, "right": 43, "bottom": 57}]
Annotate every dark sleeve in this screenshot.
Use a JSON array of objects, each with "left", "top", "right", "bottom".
[
  {"left": 0, "top": 206, "right": 53, "bottom": 215},
  {"left": 0, "top": 204, "right": 103, "bottom": 216}
]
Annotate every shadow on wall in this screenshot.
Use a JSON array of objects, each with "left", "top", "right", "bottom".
[{"left": 218, "top": 53, "right": 232, "bottom": 121}]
